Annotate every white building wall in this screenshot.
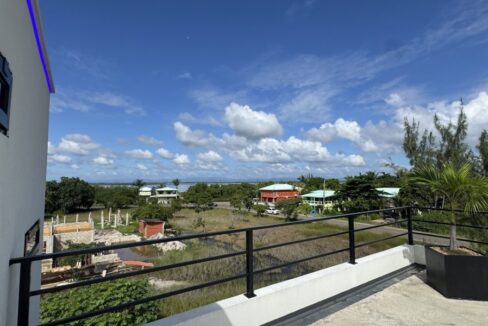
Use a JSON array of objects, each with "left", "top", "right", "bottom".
[{"left": 0, "top": 1, "right": 51, "bottom": 325}]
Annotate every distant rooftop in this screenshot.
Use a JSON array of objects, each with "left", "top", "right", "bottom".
[
  {"left": 155, "top": 187, "right": 178, "bottom": 191},
  {"left": 301, "top": 190, "right": 336, "bottom": 198},
  {"left": 260, "top": 184, "right": 295, "bottom": 191},
  {"left": 376, "top": 187, "right": 400, "bottom": 198}
]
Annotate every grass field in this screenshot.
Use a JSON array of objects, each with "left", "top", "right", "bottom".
[{"left": 140, "top": 208, "right": 407, "bottom": 318}]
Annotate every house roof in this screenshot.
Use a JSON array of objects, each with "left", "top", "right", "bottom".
[
  {"left": 259, "top": 184, "right": 295, "bottom": 191},
  {"left": 301, "top": 190, "right": 336, "bottom": 198},
  {"left": 376, "top": 187, "right": 400, "bottom": 198},
  {"left": 28, "top": 0, "right": 55, "bottom": 93},
  {"left": 141, "top": 219, "right": 164, "bottom": 223},
  {"left": 155, "top": 187, "right": 178, "bottom": 191},
  {"left": 139, "top": 186, "right": 154, "bottom": 191}
]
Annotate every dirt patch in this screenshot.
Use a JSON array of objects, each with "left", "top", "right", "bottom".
[{"left": 432, "top": 246, "right": 483, "bottom": 256}]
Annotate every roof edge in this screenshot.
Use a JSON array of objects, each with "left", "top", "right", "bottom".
[{"left": 27, "top": 0, "right": 55, "bottom": 93}]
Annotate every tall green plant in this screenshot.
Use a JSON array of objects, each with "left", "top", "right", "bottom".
[{"left": 411, "top": 163, "right": 488, "bottom": 250}]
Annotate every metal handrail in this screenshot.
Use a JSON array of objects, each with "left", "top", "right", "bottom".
[{"left": 9, "top": 206, "right": 488, "bottom": 326}]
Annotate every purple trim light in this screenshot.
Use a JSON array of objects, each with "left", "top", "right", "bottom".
[{"left": 26, "top": 0, "right": 53, "bottom": 93}]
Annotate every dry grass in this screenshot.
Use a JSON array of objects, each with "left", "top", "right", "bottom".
[{"left": 141, "top": 208, "right": 407, "bottom": 318}]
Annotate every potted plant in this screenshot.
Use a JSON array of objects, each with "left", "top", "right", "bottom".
[{"left": 412, "top": 163, "right": 488, "bottom": 300}]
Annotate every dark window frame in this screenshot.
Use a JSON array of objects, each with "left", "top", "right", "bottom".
[{"left": 0, "top": 52, "right": 13, "bottom": 136}]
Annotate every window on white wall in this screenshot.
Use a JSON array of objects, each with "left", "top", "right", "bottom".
[{"left": 0, "top": 52, "right": 13, "bottom": 136}]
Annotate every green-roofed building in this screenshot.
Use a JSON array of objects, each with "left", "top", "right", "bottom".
[{"left": 301, "top": 190, "right": 337, "bottom": 214}]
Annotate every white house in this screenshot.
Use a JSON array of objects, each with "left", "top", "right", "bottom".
[
  {"left": 152, "top": 187, "right": 179, "bottom": 205},
  {"left": 0, "top": 1, "right": 54, "bottom": 324},
  {"left": 138, "top": 186, "right": 155, "bottom": 198},
  {"left": 301, "top": 190, "right": 337, "bottom": 213}
]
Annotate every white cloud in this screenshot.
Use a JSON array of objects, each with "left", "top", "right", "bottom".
[
  {"left": 174, "top": 122, "right": 214, "bottom": 147},
  {"left": 278, "top": 86, "right": 335, "bottom": 122},
  {"left": 197, "top": 150, "right": 223, "bottom": 162},
  {"left": 174, "top": 154, "right": 190, "bottom": 165},
  {"left": 47, "top": 141, "right": 57, "bottom": 155},
  {"left": 137, "top": 135, "right": 163, "bottom": 145},
  {"left": 50, "top": 94, "right": 90, "bottom": 113},
  {"left": 190, "top": 87, "right": 246, "bottom": 110},
  {"left": 384, "top": 93, "right": 406, "bottom": 107},
  {"left": 308, "top": 118, "right": 361, "bottom": 143},
  {"left": 136, "top": 164, "right": 148, "bottom": 171},
  {"left": 224, "top": 103, "right": 282, "bottom": 139},
  {"left": 87, "top": 92, "right": 145, "bottom": 115},
  {"left": 58, "top": 134, "right": 100, "bottom": 155},
  {"left": 71, "top": 164, "right": 80, "bottom": 169},
  {"left": 51, "top": 154, "right": 72, "bottom": 163},
  {"left": 93, "top": 156, "right": 114, "bottom": 165},
  {"left": 125, "top": 149, "right": 153, "bottom": 159},
  {"left": 178, "top": 72, "right": 192, "bottom": 79},
  {"left": 231, "top": 136, "right": 364, "bottom": 166},
  {"left": 307, "top": 118, "right": 379, "bottom": 152},
  {"left": 156, "top": 147, "right": 174, "bottom": 159}
]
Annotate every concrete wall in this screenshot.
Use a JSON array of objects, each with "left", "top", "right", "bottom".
[
  {"left": 55, "top": 230, "right": 95, "bottom": 245},
  {"left": 148, "top": 245, "right": 422, "bottom": 326},
  {"left": 0, "top": 1, "right": 51, "bottom": 324}
]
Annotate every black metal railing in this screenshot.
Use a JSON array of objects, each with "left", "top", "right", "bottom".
[{"left": 8, "top": 206, "right": 488, "bottom": 326}]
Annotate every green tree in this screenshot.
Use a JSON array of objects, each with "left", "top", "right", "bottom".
[
  {"left": 132, "top": 204, "right": 173, "bottom": 221},
  {"left": 243, "top": 196, "right": 254, "bottom": 211},
  {"left": 40, "top": 279, "right": 159, "bottom": 325},
  {"left": 335, "top": 172, "right": 383, "bottom": 212},
  {"left": 95, "top": 186, "right": 138, "bottom": 209},
  {"left": 171, "top": 198, "right": 183, "bottom": 213},
  {"left": 276, "top": 198, "right": 301, "bottom": 221},
  {"left": 478, "top": 130, "right": 488, "bottom": 175},
  {"left": 411, "top": 163, "right": 488, "bottom": 250},
  {"left": 172, "top": 178, "right": 180, "bottom": 190},
  {"left": 192, "top": 217, "right": 206, "bottom": 232},
  {"left": 230, "top": 194, "right": 243, "bottom": 211},
  {"left": 133, "top": 179, "right": 145, "bottom": 188},
  {"left": 184, "top": 183, "right": 213, "bottom": 211},
  {"left": 403, "top": 118, "right": 436, "bottom": 167},
  {"left": 57, "top": 177, "right": 95, "bottom": 213},
  {"left": 253, "top": 204, "right": 267, "bottom": 217},
  {"left": 45, "top": 181, "right": 60, "bottom": 214},
  {"left": 403, "top": 108, "right": 474, "bottom": 169}
]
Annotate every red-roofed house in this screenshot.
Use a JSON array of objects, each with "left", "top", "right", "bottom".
[{"left": 259, "top": 184, "right": 299, "bottom": 203}]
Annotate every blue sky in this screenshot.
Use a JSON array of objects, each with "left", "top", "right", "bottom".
[{"left": 41, "top": 0, "right": 488, "bottom": 182}]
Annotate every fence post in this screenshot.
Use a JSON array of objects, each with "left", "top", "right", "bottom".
[
  {"left": 18, "top": 260, "right": 31, "bottom": 326},
  {"left": 407, "top": 207, "right": 414, "bottom": 245},
  {"left": 348, "top": 215, "right": 356, "bottom": 264},
  {"left": 245, "top": 230, "right": 256, "bottom": 298}
]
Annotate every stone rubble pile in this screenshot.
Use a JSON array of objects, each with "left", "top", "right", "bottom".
[{"left": 148, "top": 233, "right": 187, "bottom": 252}]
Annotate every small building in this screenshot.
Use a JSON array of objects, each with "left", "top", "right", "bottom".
[
  {"left": 376, "top": 187, "right": 400, "bottom": 209},
  {"left": 138, "top": 219, "right": 165, "bottom": 238},
  {"left": 259, "top": 184, "right": 299, "bottom": 204},
  {"left": 151, "top": 187, "right": 179, "bottom": 205},
  {"left": 301, "top": 190, "right": 336, "bottom": 213},
  {"left": 376, "top": 187, "right": 400, "bottom": 198},
  {"left": 139, "top": 186, "right": 155, "bottom": 199}
]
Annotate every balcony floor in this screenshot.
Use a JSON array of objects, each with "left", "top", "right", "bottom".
[{"left": 272, "top": 267, "right": 488, "bottom": 326}]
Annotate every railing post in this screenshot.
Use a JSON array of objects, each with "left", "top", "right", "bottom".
[
  {"left": 18, "top": 261, "right": 31, "bottom": 326},
  {"left": 245, "top": 230, "right": 255, "bottom": 298},
  {"left": 407, "top": 207, "right": 414, "bottom": 245},
  {"left": 348, "top": 216, "right": 356, "bottom": 264}
]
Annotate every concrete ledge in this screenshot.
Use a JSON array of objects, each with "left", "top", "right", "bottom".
[{"left": 148, "top": 245, "right": 420, "bottom": 326}]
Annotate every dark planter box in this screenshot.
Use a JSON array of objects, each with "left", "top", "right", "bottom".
[{"left": 425, "top": 246, "right": 488, "bottom": 300}]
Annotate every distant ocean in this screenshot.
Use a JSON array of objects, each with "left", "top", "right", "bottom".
[{"left": 159, "top": 181, "right": 254, "bottom": 192}]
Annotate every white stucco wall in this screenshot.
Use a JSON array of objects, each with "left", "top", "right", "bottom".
[
  {"left": 149, "top": 245, "right": 421, "bottom": 326},
  {"left": 0, "top": 0, "right": 51, "bottom": 324}
]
